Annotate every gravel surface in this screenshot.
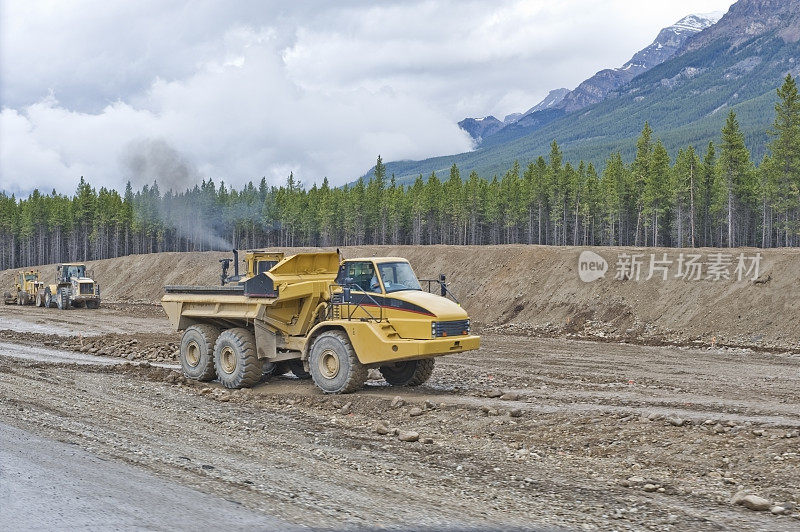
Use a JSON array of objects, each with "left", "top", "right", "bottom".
[
  {"left": 0, "top": 304, "right": 798, "bottom": 530},
  {"left": 0, "top": 422, "right": 290, "bottom": 531}
]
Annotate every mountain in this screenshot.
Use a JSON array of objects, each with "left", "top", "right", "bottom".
[
  {"left": 521, "top": 88, "right": 569, "bottom": 116},
  {"left": 364, "top": 0, "right": 800, "bottom": 184},
  {"left": 557, "top": 13, "right": 722, "bottom": 113},
  {"left": 459, "top": 13, "right": 721, "bottom": 147},
  {"left": 456, "top": 116, "right": 504, "bottom": 145}
]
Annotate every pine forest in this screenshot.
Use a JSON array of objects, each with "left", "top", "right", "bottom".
[{"left": 2, "top": 75, "right": 800, "bottom": 270}]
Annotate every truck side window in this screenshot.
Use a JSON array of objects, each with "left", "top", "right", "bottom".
[{"left": 340, "top": 261, "right": 376, "bottom": 292}]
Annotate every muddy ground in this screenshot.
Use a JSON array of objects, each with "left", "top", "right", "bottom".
[{"left": 1, "top": 304, "right": 798, "bottom": 530}]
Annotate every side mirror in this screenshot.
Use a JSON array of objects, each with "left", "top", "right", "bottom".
[{"left": 342, "top": 277, "right": 354, "bottom": 302}]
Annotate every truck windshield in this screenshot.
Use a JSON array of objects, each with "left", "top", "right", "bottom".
[{"left": 378, "top": 262, "right": 422, "bottom": 293}]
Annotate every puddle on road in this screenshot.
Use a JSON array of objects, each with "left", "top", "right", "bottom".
[
  {"left": 0, "top": 316, "right": 100, "bottom": 337},
  {"left": 0, "top": 341, "right": 119, "bottom": 365},
  {"left": 0, "top": 342, "right": 178, "bottom": 370}
]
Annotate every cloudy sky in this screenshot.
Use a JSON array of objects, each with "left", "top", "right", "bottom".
[{"left": 0, "top": 0, "right": 734, "bottom": 196}]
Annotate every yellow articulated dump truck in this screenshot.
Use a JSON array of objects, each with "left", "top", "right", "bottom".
[{"left": 161, "top": 250, "right": 480, "bottom": 394}]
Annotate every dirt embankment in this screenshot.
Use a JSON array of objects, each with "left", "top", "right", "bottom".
[{"left": 2, "top": 245, "right": 798, "bottom": 350}]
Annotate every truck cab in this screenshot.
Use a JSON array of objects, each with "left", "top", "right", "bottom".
[{"left": 332, "top": 257, "right": 471, "bottom": 340}]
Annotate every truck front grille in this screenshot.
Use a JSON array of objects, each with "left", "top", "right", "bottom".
[
  {"left": 433, "top": 320, "right": 470, "bottom": 337},
  {"left": 79, "top": 283, "right": 94, "bottom": 295}
]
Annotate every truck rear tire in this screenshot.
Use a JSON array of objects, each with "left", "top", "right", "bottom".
[
  {"left": 180, "top": 324, "right": 220, "bottom": 381},
  {"left": 86, "top": 300, "right": 100, "bottom": 309},
  {"left": 213, "top": 328, "right": 261, "bottom": 389},
  {"left": 309, "top": 331, "right": 367, "bottom": 394},
  {"left": 3, "top": 292, "right": 11, "bottom": 305},
  {"left": 379, "top": 358, "right": 435, "bottom": 386}
]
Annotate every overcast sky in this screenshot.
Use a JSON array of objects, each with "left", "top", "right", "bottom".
[{"left": 0, "top": 0, "right": 735, "bottom": 195}]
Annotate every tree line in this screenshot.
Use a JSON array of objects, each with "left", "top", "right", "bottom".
[{"left": 1, "top": 75, "right": 799, "bottom": 270}]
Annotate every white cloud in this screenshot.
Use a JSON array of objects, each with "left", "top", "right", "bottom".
[{"left": 0, "top": 0, "right": 734, "bottom": 195}]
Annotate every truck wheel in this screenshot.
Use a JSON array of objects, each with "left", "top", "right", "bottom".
[
  {"left": 289, "top": 359, "right": 311, "bottom": 380},
  {"left": 35, "top": 293, "right": 42, "bottom": 307},
  {"left": 180, "top": 324, "right": 220, "bottom": 381},
  {"left": 20, "top": 292, "right": 30, "bottom": 305},
  {"left": 379, "top": 358, "right": 435, "bottom": 386},
  {"left": 56, "top": 289, "right": 69, "bottom": 310},
  {"left": 44, "top": 289, "right": 53, "bottom": 308},
  {"left": 86, "top": 300, "right": 100, "bottom": 309},
  {"left": 3, "top": 292, "right": 11, "bottom": 305},
  {"left": 213, "top": 328, "right": 261, "bottom": 389},
  {"left": 309, "top": 331, "right": 367, "bottom": 394}
]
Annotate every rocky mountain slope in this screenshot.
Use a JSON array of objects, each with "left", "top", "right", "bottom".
[
  {"left": 365, "top": 0, "right": 800, "bottom": 184},
  {"left": 463, "top": 13, "right": 720, "bottom": 147}
]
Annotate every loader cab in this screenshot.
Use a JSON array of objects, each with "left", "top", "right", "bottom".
[{"left": 58, "top": 264, "right": 86, "bottom": 282}]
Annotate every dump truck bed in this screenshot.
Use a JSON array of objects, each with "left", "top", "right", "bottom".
[{"left": 164, "top": 285, "right": 245, "bottom": 295}]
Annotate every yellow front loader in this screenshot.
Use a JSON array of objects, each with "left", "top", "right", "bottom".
[{"left": 162, "top": 250, "right": 480, "bottom": 394}]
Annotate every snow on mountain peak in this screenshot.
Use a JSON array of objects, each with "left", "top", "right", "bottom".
[{"left": 672, "top": 12, "right": 724, "bottom": 32}]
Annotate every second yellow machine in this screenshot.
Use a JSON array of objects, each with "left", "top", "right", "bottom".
[{"left": 162, "top": 250, "right": 480, "bottom": 394}]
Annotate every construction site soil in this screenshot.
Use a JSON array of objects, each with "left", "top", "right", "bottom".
[{"left": 1, "top": 245, "right": 799, "bottom": 530}]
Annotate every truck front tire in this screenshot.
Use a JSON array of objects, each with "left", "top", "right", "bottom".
[
  {"left": 180, "top": 324, "right": 220, "bottom": 381},
  {"left": 309, "top": 331, "right": 367, "bottom": 394},
  {"left": 56, "top": 289, "right": 69, "bottom": 310},
  {"left": 213, "top": 328, "right": 262, "bottom": 389},
  {"left": 379, "top": 358, "right": 435, "bottom": 386}
]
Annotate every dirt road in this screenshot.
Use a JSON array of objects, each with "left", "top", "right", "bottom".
[
  {"left": 1, "top": 305, "right": 798, "bottom": 530},
  {"left": 0, "top": 422, "right": 290, "bottom": 531}
]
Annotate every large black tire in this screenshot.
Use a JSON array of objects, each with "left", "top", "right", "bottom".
[
  {"left": 309, "top": 331, "right": 367, "bottom": 394},
  {"left": 180, "top": 324, "right": 220, "bottom": 381},
  {"left": 3, "top": 291, "right": 11, "bottom": 305},
  {"left": 44, "top": 288, "right": 54, "bottom": 308},
  {"left": 19, "top": 292, "right": 30, "bottom": 306},
  {"left": 86, "top": 300, "right": 100, "bottom": 309},
  {"left": 288, "top": 359, "right": 311, "bottom": 379},
  {"left": 379, "top": 358, "right": 435, "bottom": 386},
  {"left": 213, "top": 328, "right": 261, "bottom": 389},
  {"left": 56, "top": 288, "right": 69, "bottom": 310}
]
